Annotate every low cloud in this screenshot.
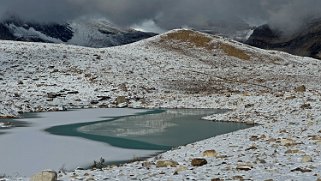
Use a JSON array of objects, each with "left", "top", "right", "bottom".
[{"left": 1, "top": 0, "right": 321, "bottom": 34}]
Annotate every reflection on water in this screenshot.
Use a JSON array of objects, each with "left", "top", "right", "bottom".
[{"left": 78, "top": 109, "right": 251, "bottom": 147}]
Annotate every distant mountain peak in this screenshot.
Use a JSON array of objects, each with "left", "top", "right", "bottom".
[
  {"left": 246, "top": 19, "right": 321, "bottom": 59},
  {"left": 0, "top": 17, "right": 156, "bottom": 48}
]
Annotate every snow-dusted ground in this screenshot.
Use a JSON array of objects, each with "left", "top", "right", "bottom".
[{"left": 1, "top": 29, "right": 321, "bottom": 180}]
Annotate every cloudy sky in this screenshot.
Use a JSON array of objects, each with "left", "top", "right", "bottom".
[{"left": 1, "top": 0, "right": 321, "bottom": 33}]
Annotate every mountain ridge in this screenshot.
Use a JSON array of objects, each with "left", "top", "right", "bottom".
[
  {"left": 0, "top": 17, "right": 156, "bottom": 48},
  {"left": 246, "top": 20, "right": 321, "bottom": 59}
]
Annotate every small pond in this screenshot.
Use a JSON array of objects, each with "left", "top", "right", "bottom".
[{"left": 0, "top": 108, "right": 252, "bottom": 176}]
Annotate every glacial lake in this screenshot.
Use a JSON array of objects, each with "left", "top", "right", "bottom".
[{"left": 0, "top": 108, "right": 252, "bottom": 177}]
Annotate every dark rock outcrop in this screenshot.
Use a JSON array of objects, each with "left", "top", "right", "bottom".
[{"left": 246, "top": 20, "right": 321, "bottom": 59}]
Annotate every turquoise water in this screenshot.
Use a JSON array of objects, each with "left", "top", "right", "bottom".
[
  {"left": 46, "top": 109, "right": 252, "bottom": 151},
  {"left": 0, "top": 108, "right": 253, "bottom": 176}
]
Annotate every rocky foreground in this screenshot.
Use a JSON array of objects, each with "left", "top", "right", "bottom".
[{"left": 1, "top": 29, "right": 321, "bottom": 180}]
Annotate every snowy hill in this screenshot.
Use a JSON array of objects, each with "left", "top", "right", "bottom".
[
  {"left": 0, "top": 18, "right": 156, "bottom": 48},
  {"left": 2, "top": 29, "right": 321, "bottom": 180},
  {"left": 1, "top": 29, "right": 320, "bottom": 117}
]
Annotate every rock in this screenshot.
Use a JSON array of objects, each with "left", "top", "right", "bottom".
[
  {"left": 86, "top": 177, "right": 95, "bottom": 181},
  {"left": 300, "top": 103, "right": 312, "bottom": 109},
  {"left": 285, "top": 149, "right": 302, "bottom": 154},
  {"left": 274, "top": 92, "right": 284, "bottom": 97},
  {"left": 285, "top": 95, "right": 296, "bottom": 100},
  {"left": 97, "top": 96, "right": 111, "bottom": 101},
  {"left": 309, "top": 135, "right": 321, "bottom": 141},
  {"left": 30, "top": 171, "right": 57, "bottom": 181},
  {"left": 90, "top": 100, "right": 99, "bottom": 105},
  {"left": 203, "top": 150, "right": 218, "bottom": 157},
  {"left": 290, "top": 167, "right": 312, "bottom": 173},
  {"left": 244, "top": 104, "right": 254, "bottom": 108},
  {"left": 191, "top": 158, "right": 207, "bottom": 167},
  {"left": 236, "top": 163, "right": 253, "bottom": 171},
  {"left": 245, "top": 145, "right": 257, "bottom": 151},
  {"left": 173, "top": 166, "right": 187, "bottom": 175},
  {"left": 116, "top": 96, "right": 127, "bottom": 105},
  {"left": 47, "top": 93, "right": 61, "bottom": 99},
  {"left": 295, "top": 85, "right": 306, "bottom": 92},
  {"left": 279, "top": 129, "right": 288, "bottom": 133},
  {"left": 67, "top": 91, "right": 79, "bottom": 94},
  {"left": 301, "top": 155, "right": 313, "bottom": 163},
  {"left": 142, "top": 161, "right": 153, "bottom": 168},
  {"left": 119, "top": 83, "right": 128, "bottom": 92},
  {"left": 117, "top": 102, "right": 128, "bottom": 108},
  {"left": 156, "top": 160, "right": 179, "bottom": 168},
  {"left": 232, "top": 176, "right": 244, "bottom": 181},
  {"left": 51, "top": 69, "right": 59, "bottom": 73},
  {"left": 256, "top": 158, "right": 267, "bottom": 164},
  {"left": 211, "top": 178, "right": 224, "bottom": 181},
  {"left": 249, "top": 135, "right": 259, "bottom": 141},
  {"left": 279, "top": 138, "right": 298, "bottom": 147}
]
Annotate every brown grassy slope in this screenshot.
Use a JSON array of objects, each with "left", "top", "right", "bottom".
[{"left": 157, "top": 29, "right": 250, "bottom": 61}]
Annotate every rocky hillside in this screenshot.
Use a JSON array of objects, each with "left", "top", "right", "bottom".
[
  {"left": 246, "top": 20, "right": 321, "bottom": 59},
  {"left": 1, "top": 29, "right": 321, "bottom": 118}
]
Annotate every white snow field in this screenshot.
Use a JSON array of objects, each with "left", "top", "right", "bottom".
[{"left": 1, "top": 29, "right": 321, "bottom": 180}]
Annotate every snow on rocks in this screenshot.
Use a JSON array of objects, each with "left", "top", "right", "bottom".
[{"left": 2, "top": 29, "right": 321, "bottom": 180}]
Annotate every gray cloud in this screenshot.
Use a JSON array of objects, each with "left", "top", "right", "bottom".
[{"left": 0, "top": 0, "right": 321, "bottom": 34}]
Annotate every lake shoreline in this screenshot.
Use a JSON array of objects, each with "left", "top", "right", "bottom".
[
  {"left": 0, "top": 108, "right": 251, "bottom": 178},
  {"left": 55, "top": 91, "right": 321, "bottom": 181},
  {"left": 3, "top": 90, "right": 321, "bottom": 181}
]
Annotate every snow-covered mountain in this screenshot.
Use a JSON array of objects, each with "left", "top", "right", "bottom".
[
  {"left": 246, "top": 19, "right": 321, "bottom": 59},
  {"left": 0, "top": 17, "right": 156, "bottom": 48}
]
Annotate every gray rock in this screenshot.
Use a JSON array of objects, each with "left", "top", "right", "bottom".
[
  {"left": 191, "top": 158, "right": 207, "bottom": 167},
  {"left": 47, "top": 93, "right": 61, "bottom": 99},
  {"left": 30, "top": 171, "right": 57, "bottom": 181},
  {"left": 295, "top": 85, "right": 306, "bottom": 92},
  {"left": 156, "top": 160, "right": 179, "bottom": 168},
  {"left": 116, "top": 96, "right": 127, "bottom": 105},
  {"left": 301, "top": 155, "right": 313, "bottom": 163},
  {"left": 203, "top": 150, "right": 218, "bottom": 157}
]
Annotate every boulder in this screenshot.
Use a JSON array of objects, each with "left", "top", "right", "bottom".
[
  {"left": 191, "top": 158, "right": 207, "bottom": 167},
  {"left": 47, "top": 93, "right": 61, "bottom": 99},
  {"left": 30, "top": 171, "right": 57, "bottom": 181},
  {"left": 295, "top": 85, "right": 306, "bottom": 92},
  {"left": 285, "top": 149, "right": 302, "bottom": 154},
  {"left": 203, "top": 150, "right": 218, "bottom": 157},
  {"left": 236, "top": 163, "right": 253, "bottom": 171},
  {"left": 116, "top": 96, "right": 127, "bottom": 105},
  {"left": 290, "top": 167, "right": 312, "bottom": 173},
  {"left": 156, "top": 160, "right": 179, "bottom": 168},
  {"left": 301, "top": 155, "right": 313, "bottom": 163},
  {"left": 173, "top": 166, "right": 188, "bottom": 175}
]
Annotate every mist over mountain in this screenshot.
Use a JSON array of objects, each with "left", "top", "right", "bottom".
[
  {"left": 0, "top": 17, "right": 156, "bottom": 47},
  {"left": 246, "top": 18, "right": 321, "bottom": 59},
  {"left": 1, "top": 0, "right": 321, "bottom": 35}
]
